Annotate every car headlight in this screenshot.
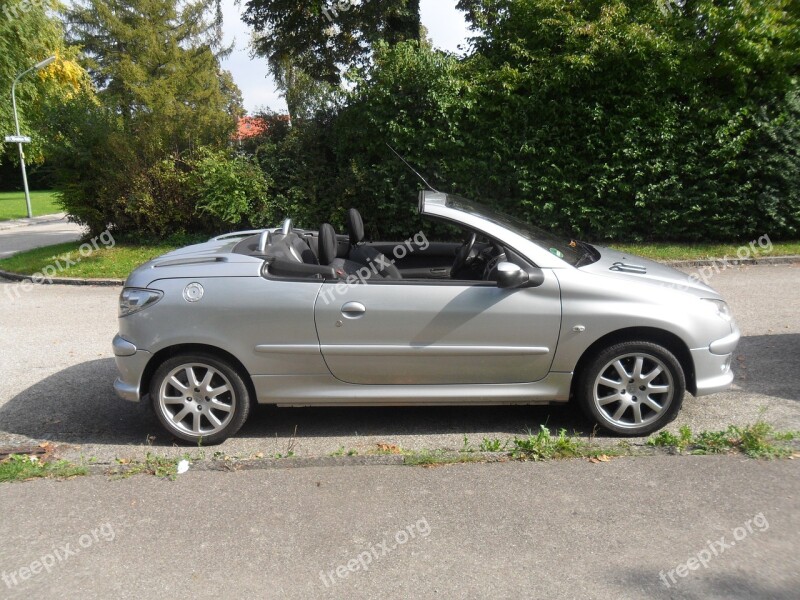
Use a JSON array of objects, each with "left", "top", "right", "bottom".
[
  {"left": 702, "top": 298, "right": 732, "bottom": 322},
  {"left": 119, "top": 288, "right": 163, "bottom": 317}
]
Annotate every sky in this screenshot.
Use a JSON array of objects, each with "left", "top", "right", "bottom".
[{"left": 219, "top": 0, "right": 471, "bottom": 114}]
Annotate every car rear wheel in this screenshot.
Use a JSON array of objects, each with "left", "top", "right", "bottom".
[
  {"left": 577, "top": 341, "right": 685, "bottom": 436},
  {"left": 150, "top": 353, "right": 251, "bottom": 445}
]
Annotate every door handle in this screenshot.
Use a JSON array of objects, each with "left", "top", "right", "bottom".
[{"left": 341, "top": 302, "right": 366, "bottom": 319}]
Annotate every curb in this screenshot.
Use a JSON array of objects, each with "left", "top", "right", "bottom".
[
  {"left": 663, "top": 255, "right": 800, "bottom": 268},
  {"left": 90, "top": 454, "right": 409, "bottom": 477},
  {"left": 81, "top": 450, "right": 580, "bottom": 477},
  {"left": 0, "top": 213, "right": 73, "bottom": 231},
  {"left": 77, "top": 444, "right": 784, "bottom": 478},
  {"left": 0, "top": 268, "right": 123, "bottom": 287}
]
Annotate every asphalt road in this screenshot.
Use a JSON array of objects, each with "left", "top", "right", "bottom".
[
  {"left": 0, "top": 456, "right": 797, "bottom": 599},
  {"left": 0, "top": 264, "right": 797, "bottom": 463},
  {"left": 0, "top": 214, "right": 85, "bottom": 259}
]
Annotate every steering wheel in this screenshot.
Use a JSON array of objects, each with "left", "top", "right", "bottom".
[{"left": 451, "top": 232, "right": 478, "bottom": 276}]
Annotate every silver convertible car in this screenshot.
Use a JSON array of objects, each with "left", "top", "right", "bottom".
[{"left": 113, "top": 192, "right": 739, "bottom": 444}]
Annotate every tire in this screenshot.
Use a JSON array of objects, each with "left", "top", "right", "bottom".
[
  {"left": 576, "top": 341, "right": 685, "bottom": 436},
  {"left": 150, "top": 353, "right": 251, "bottom": 445}
]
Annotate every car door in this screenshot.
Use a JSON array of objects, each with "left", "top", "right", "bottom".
[
  {"left": 366, "top": 241, "right": 458, "bottom": 279},
  {"left": 313, "top": 272, "right": 562, "bottom": 385}
]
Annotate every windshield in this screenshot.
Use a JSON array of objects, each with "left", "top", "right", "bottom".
[{"left": 444, "top": 195, "right": 588, "bottom": 266}]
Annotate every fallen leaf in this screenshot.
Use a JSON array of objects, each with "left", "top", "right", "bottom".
[
  {"left": 589, "top": 455, "right": 611, "bottom": 463},
  {"left": 377, "top": 443, "right": 401, "bottom": 454}
]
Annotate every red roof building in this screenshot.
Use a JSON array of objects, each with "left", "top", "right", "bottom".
[{"left": 235, "top": 116, "right": 268, "bottom": 140}]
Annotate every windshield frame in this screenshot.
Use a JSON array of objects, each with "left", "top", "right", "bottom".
[{"left": 442, "top": 195, "right": 587, "bottom": 266}]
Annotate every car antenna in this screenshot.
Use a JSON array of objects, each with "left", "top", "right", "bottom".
[{"left": 386, "top": 143, "right": 440, "bottom": 193}]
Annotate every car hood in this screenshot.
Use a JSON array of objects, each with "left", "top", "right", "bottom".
[
  {"left": 124, "top": 237, "right": 264, "bottom": 288},
  {"left": 578, "top": 245, "right": 719, "bottom": 298}
]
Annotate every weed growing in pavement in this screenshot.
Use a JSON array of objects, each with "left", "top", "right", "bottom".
[
  {"left": 647, "top": 421, "right": 795, "bottom": 458},
  {"left": 478, "top": 437, "right": 509, "bottom": 452},
  {"left": 329, "top": 447, "right": 358, "bottom": 457},
  {"left": 110, "top": 452, "right": 190, "bottom": 480},
  {"left": 512, "top": 426, "right": 590, "bottom": 460},
  {"left": 403, "top": 450, "right": 486, "bottom": 467}
]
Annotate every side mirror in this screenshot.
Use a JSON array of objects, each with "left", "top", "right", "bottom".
[{"left": 497, "top": 262, "right": 545, "bottom": 289}]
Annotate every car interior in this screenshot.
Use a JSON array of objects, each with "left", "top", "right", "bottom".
[{"left": 232, "top": 208, "right": 523, "bottom": 284}]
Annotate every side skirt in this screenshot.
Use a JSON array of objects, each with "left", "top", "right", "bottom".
[{"left": 251, "top": 372, "right": 573, "bottom": 407}]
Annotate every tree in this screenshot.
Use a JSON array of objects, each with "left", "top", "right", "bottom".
[
  {"left": 242, "top": 0, "right": 421, "bottom": 86},
  {"left": 67, "top": 0, "right": 242, "bottom": 153},
  {"left": 270, "top": 54, "right": 344, "bottom": 120},
  {"left": 0, "top": 0, "right": 91, "bottom": 169},
  {"left": 47, "top": 0, "right": 247, "bottom": 235}
]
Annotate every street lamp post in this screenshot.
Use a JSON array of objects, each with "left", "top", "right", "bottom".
[{"left": 9, "top": 56, "right": 56, "bottom": 219}]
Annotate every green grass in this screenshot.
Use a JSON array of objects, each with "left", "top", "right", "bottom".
[
  {"left": 0, "top": 239, "right": 182, "bottom": 279},
  {"left": 1, "top": 225, "right": 797, "bottom": 281},
  {"left": 0, "top": 455, "right": 87, "bottom": 483},
  {"left": 609, "top": 241, "right": 800, "bottom": 261},
  {"left": 0, "top": 190, "right": 62, "bottom": 221}
]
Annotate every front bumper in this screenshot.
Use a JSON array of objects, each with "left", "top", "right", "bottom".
[
  {"left": 113, "top": 334, "right": 150, "bottom": 403},
  {"left": 692, "top": 324, "right": 741, "bottom": 397}
]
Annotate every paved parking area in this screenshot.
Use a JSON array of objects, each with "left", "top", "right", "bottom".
[{"left": 0, "top": 264, "right": 798, "bottom": 463}]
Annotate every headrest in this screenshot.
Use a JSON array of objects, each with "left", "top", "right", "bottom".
[
  {"left": 346, "top": 208, "right": 365, "bottom": 245},
  {"left": 318, "top": 223, "right": 337, "bottom": 266}
]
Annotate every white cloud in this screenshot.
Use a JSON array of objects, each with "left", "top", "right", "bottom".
[{"left": 220, "top": 0, "right": 469, "bottom": 114}]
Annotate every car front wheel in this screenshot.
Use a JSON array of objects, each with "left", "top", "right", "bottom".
[
  {"left": 150, "top": 353, "right": 251, "bottom": 445},
  {"left": 577, "top": 341, "right": 685, "bottom": 436}
]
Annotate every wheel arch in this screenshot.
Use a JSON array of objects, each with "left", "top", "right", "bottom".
[
  {"left": 570, "top": 327, "right": 696, "bottom": 397},
  {"left": 142, "top": 344, "right": 257, "bottom": 404}
]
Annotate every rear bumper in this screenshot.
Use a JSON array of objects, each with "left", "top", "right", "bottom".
[{"left": 113, "top": 334, "right": 150, "bottom": 403}]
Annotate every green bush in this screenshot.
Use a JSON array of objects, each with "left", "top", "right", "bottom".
[
  {"left": 246, "top": 1, "right": 799, "bottom": 242},
  {"left": 188, "top": 149, "right": 271, "bottom": 226},
  {"left": 48, "top": 94, "right": 270, "bottom": 236}
]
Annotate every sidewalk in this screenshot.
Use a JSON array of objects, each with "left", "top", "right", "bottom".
[
  {"left": 0, "top": 456, "right": 797, "bottom": 599},
  {"left": 0, "top": 214, "right": 85, "bottom": 259}
]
